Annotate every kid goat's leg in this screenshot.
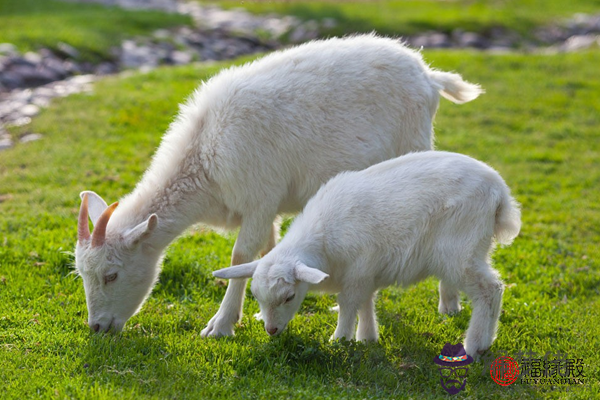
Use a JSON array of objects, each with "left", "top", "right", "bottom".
[
  {"left": 438, "top": 280, "right": 462, "bottom": 315},
  {"left": 332, "top": 291, "right": 360, "bottom": 341},
  {"left": 356, "top": 292, "right": 379, "bottom": 342},
  {"left": 462, "top": 262, "right": 504, "bottom": 358},
  {"left": 201, "top": 215, "right": 274, "bottom": 338}
]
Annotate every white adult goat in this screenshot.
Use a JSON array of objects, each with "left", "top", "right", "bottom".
[
  {"left": 75, "top": 34, "right": 482, "bottom": 335},
  {"left": 214, "top": 151, "right": 521, "bottom": 357}
]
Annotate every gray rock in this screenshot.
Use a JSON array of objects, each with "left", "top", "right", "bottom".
[
  {"left": 20, "top": 133, "right": 43, "bottom": 143},
  {"left": 322, "top": 18, "right": 337, "bottom": 30},
  {"left": 458, "top": 32, "right": 489, "bottom": 48},
  {"left": 0, "top": 137, "right": 13, "bottom": 151},
  {"left": 169, "top": 50, "right": 193, "bottom": 65},
  {"left": 0, "top": 71, "right": 24, "bottom": 90},
  {"left": 94, "top": 62, "right": 118, "bottom": 75},
  {"left": 57, "top": 42, "right": 80, "bottom": 59},
  {"left": 24, "top": 52, "right": 43, "bottom": 64},
  {"left": 429, "top": 33, "right": 451, "bottom": 48},
  {"left": 0, "top": 43, "right": 17, "bottom": 56},
  {"left": 20, "top": 104, "right": 40, "bottom": 117},
  {"left": 4, "top": 116, "right": 31, "bottom": 127},
  {"left": 560, "top": 34, "right": 600, "bottom": 51},
  {"left": 43, "top": 58, "right": 69, "bottom": 79},
  {"left": 153, "top": 29, "right": 171, "bottom": 39}
]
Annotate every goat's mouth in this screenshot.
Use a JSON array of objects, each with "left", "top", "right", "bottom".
[{"left": 89, "top": 317, "right": 121, "bottom": 334}]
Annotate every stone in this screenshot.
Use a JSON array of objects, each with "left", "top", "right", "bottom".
[
  {"left": 428, "top": 33, "right": 451, "bottom": 48},
  {"left": 0, "top": 43, "right": 17, "bottom": 56},
  {"left": 458, "top": 32, "right": 489, "bottom": 48},
  {"left": 560, "top": 34, "right": 600, "bottom": 51},
  {"left": 20, "top": 104, "right": 40, "bottom": 117},
  {"left": 57, "top": 42, "right": 80, "bottom": 59},
  {"left": 0, "top": 71, "right": 24, "bottom": 90},
  {"left": 322, "top": 18, "right": 337, "bottom": 30},
  {"left": 169, "top": 50, "right": 193, "bottom": 65},
  {"left": 24, "top": 52, "right": 43, "bottom": 64},
  {"left": 153, "top": 29, "right": 171, "bottom": 39},
  {"left": 0, "top": 137, "right": 13, "bottom": 151},
  {"left": 94, "top": 62, "right": 118, "bottom": 75},
  {"left": 4, "top": 116, "right": 31, "bottom": 127},
  {"left": 43, "top": 58, "right": 69, "bottom": 78},
  {"left": 20, "top": 133, "right": 43, "bottom": 143},
  {"left": 9, "top": 57, "right": 37, "bottom": 67}
]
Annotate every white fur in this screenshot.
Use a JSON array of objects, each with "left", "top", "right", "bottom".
[
  {"left": 214, "top": 151, "right": 520, "bottom": 358},
  {"left": 74, "top": 34, "right": 482, "bottom": 334}
]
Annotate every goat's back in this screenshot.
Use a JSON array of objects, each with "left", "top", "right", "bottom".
[
  {"left": 295, "top": 151, "right": 519, "bottom": 285},
  {"left": 164, "top": 35, "right": 441, "bottom": 215}
]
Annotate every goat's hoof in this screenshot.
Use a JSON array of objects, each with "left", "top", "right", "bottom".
[
  {"left": 201, "top": 315, "right": 236, "bottom": 338},
  {"left": 438, "top": 303, "right": 462, "bottom": 315}
]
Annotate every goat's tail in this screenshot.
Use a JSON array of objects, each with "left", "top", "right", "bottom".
[
  {"left": 428, "top": 70, "right": 484, "bottom": 104},
  {"left": 494, "top": 191, "right": 521, "bottom": 245}
]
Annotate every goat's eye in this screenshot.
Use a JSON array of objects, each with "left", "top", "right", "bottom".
[
  {"left": 285, "top": 294, "right": 295, "bottom": 303},
  {"left": 104, "top": 273, "right": 118, "bottom": 284}
]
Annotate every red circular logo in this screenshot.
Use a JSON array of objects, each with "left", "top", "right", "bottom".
[{"left": 490, "top": 356, "right": 519, "bottom": 386}]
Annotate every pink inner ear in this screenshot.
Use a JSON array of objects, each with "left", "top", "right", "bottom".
[
  {"left": 91, "top": 201, "right": 118, "bottom": 247},
  {"left": 78, "top": 194, "right": 91, "bottom": 242}
]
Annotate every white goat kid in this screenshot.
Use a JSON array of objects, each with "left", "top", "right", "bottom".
[
  {"left": 214, "top": 151, "right": 521, "bottom": 357},
  {"left": 75, "top": 34, "right": 483, "bottom": 335}
]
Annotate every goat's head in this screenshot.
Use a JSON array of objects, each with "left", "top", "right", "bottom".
[
  {"left": 75, "top": 191, "right": 162, "bottom": 333},
  {"left": 213, "top": 257, "right": 328, "bottom": 336}
]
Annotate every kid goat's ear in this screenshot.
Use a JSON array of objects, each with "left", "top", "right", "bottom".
[
  {"left": 213, "top": 261, "right": 259, "bottom": 279},
  {"left": 80, "top": 191, "right": 108, "bottom": 226},
  {"left": 124, "top": 214, "right": 158, "bottom": 247},
  {"left": 294, "top": 262, "right": 329, "bottom": 284}
]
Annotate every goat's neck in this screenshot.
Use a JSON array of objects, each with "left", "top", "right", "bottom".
[{"left": 112, "top": 173, "right": 220, "bottom": 251}]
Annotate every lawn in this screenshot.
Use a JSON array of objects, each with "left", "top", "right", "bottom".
[
  {"left": 1, "top": 49, "right": 599, "bottom": 398},
  {"left": 1, "top": 1, "right": 600, "bottom": 399},
  {"left": 0, "top": 0, "right": 191, "bottom": 62},
  {"left": 215, "top": 0, "right": 600, "bottom": 39}
]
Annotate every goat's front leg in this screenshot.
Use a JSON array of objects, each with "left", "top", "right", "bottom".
[
  {"left": 201, "top": 216, "right": 274, "bottom": 338},
  {"left": 331, "top": 292, "right": 361, "bottom": 341}
]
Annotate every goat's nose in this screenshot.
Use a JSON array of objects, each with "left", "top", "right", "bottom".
[
  {"left": 266, "top": 327, "right": 278, "bottom": 335},
  {"left": 91, "top": 323, "right": 100, "bottom": 333}
]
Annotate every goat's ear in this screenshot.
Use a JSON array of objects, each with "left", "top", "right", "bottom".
[
  {"left": 294, "top": 262, "right": 329, "bottom": 285},
  {"left": 213, "top": 261, "right": 259, "bottom": 279},
  {"left": 124, "top": 214, "right": 158, "bottom": 247},
  {"left": 80, "top": 191, "right": 108, "bottom": 225}
]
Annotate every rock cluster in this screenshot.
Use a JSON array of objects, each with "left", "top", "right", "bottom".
[
  {"left": 406, "top": 13, "right": 600, "bottom": 52},
  {"left": 1, "top": 0, "right": 600, "bottom": 152},
  {"left": 1, "top": 0, "right": 331, "bottom": 150},
  {"left": 0, "top": 75, "right": 95, "bottom": 149}
]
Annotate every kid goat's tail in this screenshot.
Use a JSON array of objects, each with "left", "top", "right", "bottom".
[{"left": 494, "top": 192, "right": 522, "bottom": 245}]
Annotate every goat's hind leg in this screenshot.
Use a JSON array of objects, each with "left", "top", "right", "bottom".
[
  {"left": 462, "top": 261, "right": 504, "bottom": 358},
  {"left": 356, "top": 292, "right": 379, "bottom": 342}
]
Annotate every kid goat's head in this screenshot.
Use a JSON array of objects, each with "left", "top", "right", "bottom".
[
  {"left": 213, "top": 258, "right": 328, "bottom": 336},
  {"left": 75, "top": 191, "right": 162, "bottom": 333}
]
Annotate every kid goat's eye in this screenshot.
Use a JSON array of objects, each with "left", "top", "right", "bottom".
[
  {"left": 285, "top": 294, "right": 295, "bottom": 303},
  {"left": 104, "top": 273, "right": 118, "bottom": 284}
]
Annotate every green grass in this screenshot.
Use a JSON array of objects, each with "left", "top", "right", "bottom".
[
  {"left": 0, "top": 0, "right": 191, "bottom": 61},
  {"left": 1, "top": 48, "right": 599, "bottom": 398},
  {"left": 214, "top": 0, "right": 600, "bottom": 39}
]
